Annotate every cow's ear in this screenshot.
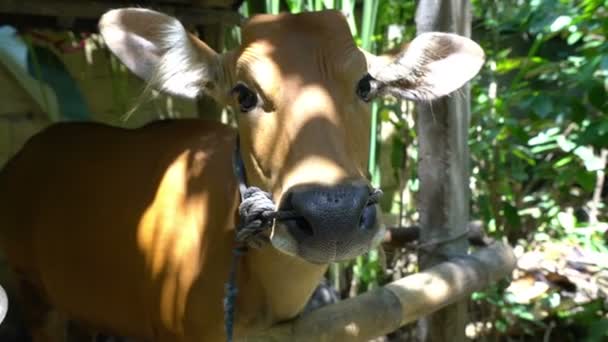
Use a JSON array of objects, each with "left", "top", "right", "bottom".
[
  {"left": 99, "top": 8, "right": 227, "bottom": 100},
  {"left": 360, "top": 33, "right": 484, "bottom": 102}
]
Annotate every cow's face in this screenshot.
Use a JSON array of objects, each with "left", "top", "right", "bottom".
[
  {"left": 230, "top": 12, "right": 380, "bottom": 263},
  {"left": 100, "top": 9, "right": 484, "bottom": 264}
]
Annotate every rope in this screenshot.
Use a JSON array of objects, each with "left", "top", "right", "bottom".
[
  {"left": 223, "top": 136, "right": 383, "bottom": 342},
  {"left": 234, "top": 187, "right": 282, "bottom": 248},
  {"left": 223, "top": 245, "right": 245, "bottom": 342}
]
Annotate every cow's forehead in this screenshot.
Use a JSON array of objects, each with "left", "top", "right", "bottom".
[
  {"left": 240, "top": 10, "right": 355, "bottom": 57},
  {"left": 236, "top": 10, "right": 364, "bottom": 99}
]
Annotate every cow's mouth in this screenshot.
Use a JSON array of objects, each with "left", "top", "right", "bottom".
[{"left": 269, "top": 184, "right": 385, "bottom": 264}]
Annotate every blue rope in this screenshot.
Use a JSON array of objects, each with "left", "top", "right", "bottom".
[
  {"left": 225, "top": 136, "right": 247, "bottom": 342},
  {"left": 223, "top": 186, "right": 277, "bottom": 342},
  {"left": 224, "top": 136, "right": 277, "bottom": 342},
  {"left": 224, "top": 245, "right": 246, "bottom": 342}
]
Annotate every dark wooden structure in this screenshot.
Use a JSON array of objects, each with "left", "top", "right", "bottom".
[
  {"left": 0, "top": 1, "right": 243, "bottom": 123},
  {"left": 0, "top": 1, "right": 242, "bottom": 31}
]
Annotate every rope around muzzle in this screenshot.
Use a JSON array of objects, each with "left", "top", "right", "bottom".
[
  {"left": 235, "top": 186, "right": 384, "bottom": 248},
  {"left": 224, "top": 136, "right": 383, "bottom": 342}
]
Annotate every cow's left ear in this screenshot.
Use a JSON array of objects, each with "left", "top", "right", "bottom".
[
  {"left": 360, "top": 32, "right": 484, "bottom": 102},
  {"left": 99, "top": 8, "right": 229, "bottom": 100}
]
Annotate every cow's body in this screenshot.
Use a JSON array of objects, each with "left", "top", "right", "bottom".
[
  {"left": 0, "top": 120, "right": 325, "bottom": 340},
  {"left": 0, "top": 8, "right": 484, "bottom": 342},
  {"left": 0, "top": 120, "right": 236, "bottom": 340}
]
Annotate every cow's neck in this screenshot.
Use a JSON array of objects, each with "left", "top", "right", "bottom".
[
  {"left": 230, "top": 140, "right": 327, "bottom": 330},
  {"left": 240, "top": 245, "right": 328, "bottom": 328}
]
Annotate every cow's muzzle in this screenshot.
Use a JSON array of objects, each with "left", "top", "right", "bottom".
[{"left": 271, "top": 181, "right": 384, "bottom": 264}]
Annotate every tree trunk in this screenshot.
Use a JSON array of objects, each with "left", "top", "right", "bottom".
[{"left": 415, "top": 0, "right": 474, "bottom": 341}]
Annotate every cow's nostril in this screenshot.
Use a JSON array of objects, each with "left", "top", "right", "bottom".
[
  {"left": 280, "top": 193, "right": 315, "bottom": 237},
  {"left": 293, "top": 217, "right": 314, "bottom": 236},
  {"left": 359, "top": 204, "right": 377, "bottom": 230}
]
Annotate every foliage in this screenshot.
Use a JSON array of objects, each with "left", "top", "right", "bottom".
[
  {"left": 467, "top": 0, "right": 608, "bottom": 339},
  {"left": 470, "top": 0, "right": 607, "bottom": 241}
]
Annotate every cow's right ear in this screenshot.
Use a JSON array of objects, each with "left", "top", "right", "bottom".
[
  {"left": 361, "top": 32, "right": 484, "bottom": 102},
  {"left": 99, "top": 8, "right": 226, "bottom": 100}
]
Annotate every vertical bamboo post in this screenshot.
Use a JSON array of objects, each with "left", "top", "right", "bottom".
[{"left": 414, "top": 0, "right": 474, "bottom": 341}]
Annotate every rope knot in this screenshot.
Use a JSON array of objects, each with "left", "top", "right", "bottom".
[{"left": 235, "top": 187, "right": 277, "bottom": 248}]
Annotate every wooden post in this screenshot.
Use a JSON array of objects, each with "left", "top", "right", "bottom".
[{"left": 415, "top": 0, "right": 474, "bottom": 341}]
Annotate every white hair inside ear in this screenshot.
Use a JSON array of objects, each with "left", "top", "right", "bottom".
[
  {"left": 151, "top": 22, "right": 211, "bottom": 99},
  {"left": 364, "top": 32, "right": 485, "bottom": 101},
  {"left": 99, "top": 8, "right": 221, "bottom": 99}
]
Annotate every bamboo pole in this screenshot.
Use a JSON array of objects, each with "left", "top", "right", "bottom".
[
  {"left": 242, "top": 242, "right": 515, "bottom": 342},
  {"left": 414, "top": 0, "right": 475, "bottom": 340}
]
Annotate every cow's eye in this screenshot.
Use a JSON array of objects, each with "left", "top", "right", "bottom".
[
  {"left": 231, "top": 84, "right": 258, "bottom": 113},
  {"left": 356, "top": 74, "right": 375, "bottom": 102}
]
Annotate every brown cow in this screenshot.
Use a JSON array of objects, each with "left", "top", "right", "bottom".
[{"left": 0, "top": 8, "right": 484, "bottom": 341}]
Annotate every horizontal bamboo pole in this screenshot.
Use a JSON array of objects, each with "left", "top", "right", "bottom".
[{"left": 242, "top": 242, "right": 516, "bottom": 342}]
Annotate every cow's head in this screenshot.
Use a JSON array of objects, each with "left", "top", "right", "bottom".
[{"left": 100, "top": 9, "right": 484, "bottom": 264}]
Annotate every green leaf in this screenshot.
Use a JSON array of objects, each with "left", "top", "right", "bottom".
[
  {"left": 390, "top": 137, "right": 405, "bottom": 176},
  {"left": 322, "top": 0, "right": 334, "bottom": 10},
  {"left": 471, "top": 292, "right": 487, "bottom": 301},
  {"left": 575, "top": 170, "right": 596, "bottom": 192},
  {"left": 530, "top": 142, "right": 558, "bottom": 154},
  {"left": 588, "top": 83, "right": 607, "bottom": 112},
  {"left": 285, "top": 0, "right": 303, "bottom": 12},
  {"left": 529, "top": 127, "right": 560, "bottom": 145},
  {"left": 545, "top": 292, "right": 561, "bottom": 309},
  {"left": 556, "top": 135, "right": 577, "bottom": 152},
  {"left": 553, "top": 155, "right": 573, "bottom": 168},
  {"left": 367, "top": 249, "right": 378, "bottom": 263},
  {"left": 511, "top": 305, "right": 536, "bottom": 321},
  {"left": 577, "top": 120, "right": 608, "bottom": 148},
  {"left": 550, "top": 15, "right": 572, "bottom": 32},
  {"left": 557, "top": 211, "right": 576, "bottom": 231},
  {"left": 495, "top": 319, "right": 508, "bottom": 333},
  {"left": 503, "top": 202, "right": 521, "bottom": 230},
  {"left": 496, "top": 58, "right": 523, "bottom": 73},
  {"left": 573, "top": 146, "right": 606, "bottom": 171},
  {"left": 512, "top": 147, "right": 536, "bottom": 166},
  {"left": 567, "top": 31, "right": 583, "bottom": 45},
  {"left": 588, "top": 319, "right": 608, "bottom": 342}
]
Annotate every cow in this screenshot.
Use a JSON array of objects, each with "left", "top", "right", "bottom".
[{"left": 0, "top": 8, "right": 484, "bottom": 341}]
